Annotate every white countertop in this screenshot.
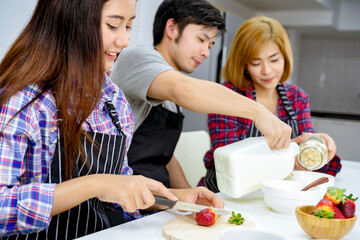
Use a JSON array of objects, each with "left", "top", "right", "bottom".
[{"left": 77, "top": 160, "right": 360, "bottom": 240}]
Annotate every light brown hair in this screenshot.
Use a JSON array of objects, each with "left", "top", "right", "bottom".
[{"left": 222, "top": 15, "right": 293, "bottom": 90}]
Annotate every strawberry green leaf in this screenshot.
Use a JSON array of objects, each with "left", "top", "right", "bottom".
[
  {"left": 313, "top": 209, "right": 335, "bottom": 219},
  {"left": 326, "top": 187, "right": 346, "bottom": 204},
  {"left": 345, "top": 193, "right": 358, "bottom": 202},
  {"left": 228, "top": 211, "right": 245, "bottom": 225}
]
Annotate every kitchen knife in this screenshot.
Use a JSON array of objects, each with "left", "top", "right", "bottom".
[{"left": 154, "top": 195, "right": 230, "bottom": 215}]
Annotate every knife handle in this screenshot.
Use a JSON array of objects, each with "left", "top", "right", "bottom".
[{"left": 154, "top": 195, "right": 177, "bottom": 208}]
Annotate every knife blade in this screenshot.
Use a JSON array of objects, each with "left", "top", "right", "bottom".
[{"left": 154, "top": 195, "right": 230, "bottom": 215}]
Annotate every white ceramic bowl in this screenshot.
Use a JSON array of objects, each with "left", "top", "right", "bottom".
[
  {"left": 219, "top": 229, "right": 286, "bottom": 240},
  {"left": 261, "top": 179, "right": 327, "bottom": 215},
  {"left": 285, "top": 171, "right": 335, "bottom": 189}
]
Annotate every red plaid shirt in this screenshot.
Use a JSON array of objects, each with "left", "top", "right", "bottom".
[{"left": 202, "top": 82, "right": 341, "bottom": 178}]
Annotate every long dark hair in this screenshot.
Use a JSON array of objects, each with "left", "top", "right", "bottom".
[
  {"left": 0, "top": 0, "right": 109, "bottom": 179},
  {"left": 153, "top": 0, "right": 226, "bottom": 46}
]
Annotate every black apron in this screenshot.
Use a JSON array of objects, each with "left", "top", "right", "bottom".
[
  {"left": 205, "top": 83, "right": 300, "bottom": 192},
  {"left": 127, "top": 104, "right": 184, "bottom": 187},
  {"left": 4, "top": 101, "right": 127, "bottom": 240}
]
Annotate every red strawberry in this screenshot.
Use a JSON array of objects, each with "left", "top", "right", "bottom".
[
  {"left": 333, "top": 206, "right": 345, "bottom": 219},
  {"left": 324, "top": 187, "right": 346, "bottom": 205},
  {"left": 338, "top": 194, "right": 358, "bottom": 218},
  {"left": 312, "top": 198, "right": 346, "bottom": 219},
  {"left": 316, "top": 198, "right": 335, "bottom": 212},
  {"left": 196, "top": 208, "right": 217, "bottom": 226}
]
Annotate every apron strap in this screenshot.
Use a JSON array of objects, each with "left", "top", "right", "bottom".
[
  {"left": 276, "top": 83, "right": 300, "bottom": 137},
  {"left": 204, "top": 166, "right": 220, "bottom": 193},
  {"left": 277, "top": 84, "right": 297, "bottom": 120},
  {"left": 105, "top": 100, "right": 124, "bottom": 134},
  {"left": 175, "top": 104, "right": 181, "bottom": 114}
]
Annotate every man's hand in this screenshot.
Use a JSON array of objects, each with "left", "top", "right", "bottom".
[{"left": 254, "top": 105, "right": 292, "bottom": 149}]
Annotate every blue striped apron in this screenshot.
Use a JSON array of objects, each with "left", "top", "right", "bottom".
[{"left": 3, "top": 101, "right": 127, "bottom": 240}]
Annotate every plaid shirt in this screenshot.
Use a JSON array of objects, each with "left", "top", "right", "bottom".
[
  {"left": 203, "top": 82, "right": 341, "bottom": 178},
  {"left": 0, "top": 75, "right": 137, "bottom": 236}
]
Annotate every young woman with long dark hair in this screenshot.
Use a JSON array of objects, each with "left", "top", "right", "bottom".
[{"left": 0, "top": 0, "right": 224, "bottom": 238}]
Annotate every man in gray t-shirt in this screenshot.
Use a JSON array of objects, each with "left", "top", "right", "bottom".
[
  {"left": 110, "top": 0, "right": 291, "bottom": 190},
  {"left": 112, "top": 45, "right": 173, "bottom": 130}
]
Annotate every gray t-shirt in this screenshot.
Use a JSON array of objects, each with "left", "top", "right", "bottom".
[{"left": 110, "top": 45, "right": 175, "bottom": 130}]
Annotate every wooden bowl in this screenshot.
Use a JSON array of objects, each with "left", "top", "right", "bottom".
[{"left": 295, "top": 205, "right": 357, "bottom": 239}]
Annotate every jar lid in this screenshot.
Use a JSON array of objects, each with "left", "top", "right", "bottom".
[{"left": 298, "top": 146, "right": 325, "bottom": 170}]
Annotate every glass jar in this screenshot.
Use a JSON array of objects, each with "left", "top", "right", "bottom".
[{"left": 297, "top": 135, "right": 328, "bottom": 170}]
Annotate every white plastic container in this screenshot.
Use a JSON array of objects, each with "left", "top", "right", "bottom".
[{"left": 214, "top": 137, "right": 299, "bottom": 198}]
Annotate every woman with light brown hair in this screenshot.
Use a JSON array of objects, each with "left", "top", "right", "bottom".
[
  {"left": 200, "top": 16, "right": 342, "bottom": 192},
  {"left": 0, "top": 0, "right": 224, "bottom": 238},
  {"left": 223, "top": 15, "right": 293, "bottom": 91}
]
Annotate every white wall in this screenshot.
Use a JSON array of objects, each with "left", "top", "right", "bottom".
[
  {"left": 0, "top": 0, "right": 160, "bottom": 60},
  {"left": 0, "top": 0, "right": 37, "bottom": 60},
  {"left": 285, "top": 28, "right": 301, "bottom": 85},
  {"left": 130, "top": 0, "right": 163, "bottom": 47},
  {"left": 337, "top": 0, "right": 360, "bottom": 31},
  {"left": 297, "top": 38, "right": 360, "bottom": 116}
]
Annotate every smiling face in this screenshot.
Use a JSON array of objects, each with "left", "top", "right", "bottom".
[
  {"left": 167, "top": 24, "right": 218, "bottom": 73},
  {"left": 246, "top": 41, "right": 285, "bottom": 92},
  {"left": 101, "top": 0, "right": 136, "bottom": 70}
]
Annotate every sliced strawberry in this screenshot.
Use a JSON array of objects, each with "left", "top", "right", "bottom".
[
  {"left": 324, "top": 187, "right": 346, "bottom": 205},
  {"left": 338, "top": 194, "right": 358, "bottom": 218}
]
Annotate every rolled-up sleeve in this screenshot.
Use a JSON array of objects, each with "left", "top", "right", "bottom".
[
  {"left": 0, "top": 90, "right": 58, "bottom": 236},
  {"left": 0, "top": 131, "right": 56, "bottom": 236},
  {"left": 1, "top": 183, "right": 55, "bottom": 235}
]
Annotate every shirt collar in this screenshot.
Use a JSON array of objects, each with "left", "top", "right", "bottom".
[
  {"left": 101, "top": 73, "right": 117, "bottom": 99},
  {"left": 97, "top": 73, "right": 118, "bottom": 110}
]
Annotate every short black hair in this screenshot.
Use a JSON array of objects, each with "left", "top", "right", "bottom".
[{"left": 153, "top": 0, "right": 226, "bottom": 46}]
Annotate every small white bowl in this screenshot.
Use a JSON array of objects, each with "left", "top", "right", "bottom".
[
  {"left": 219, "top": 229, "right": 286, "bottom": 240},
  {"left": 261, "top": 179, "right": 327, "bottom": 215},
  {"left": 285, "top": 171, "right": 335, "bottom": 189}
]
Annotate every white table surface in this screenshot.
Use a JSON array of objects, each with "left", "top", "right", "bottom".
[{"left": 77, "top": 160, "right": 360, "bottom": 240}]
